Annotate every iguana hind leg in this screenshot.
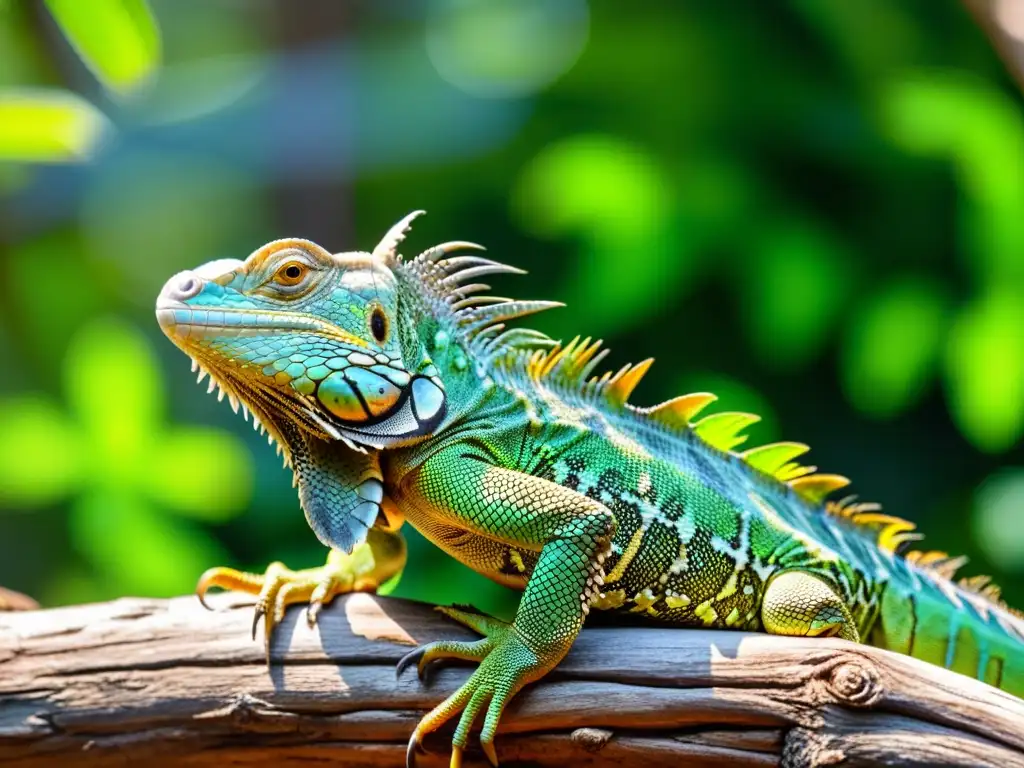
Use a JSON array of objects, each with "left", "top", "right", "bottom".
[
  {"left": 760, "top": 569, "right": 860, "bottom": 642},
  {"left": 197, "top": 526, "right": 406, "bottom": 655}
]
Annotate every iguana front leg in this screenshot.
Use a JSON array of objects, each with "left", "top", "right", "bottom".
[
  {"left": 394, "top": 447, "right": 617, "bottom": 768},
  {"left": 197, "top": 528, "right": 406, "bottom": 652},
  {"left": 197, "top": 434, "right": 406, "bottom": 651}
]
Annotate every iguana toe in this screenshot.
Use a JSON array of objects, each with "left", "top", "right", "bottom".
[
  {"left": 194, "top": 550, "right": 391, "bottom": 660},
  {"left": 404, "top": 608, "right": 548, "bottom": 768}
]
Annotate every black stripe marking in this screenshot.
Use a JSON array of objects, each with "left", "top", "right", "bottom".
[{"left": 906, "top": 594, "right": 918, "bottom": 657}]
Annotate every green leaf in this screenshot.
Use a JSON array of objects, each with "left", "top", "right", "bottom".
[
  {"left": 741, "top": 221, "right": 852, "bottom": 370},
  {"left": 0, "top": 89, "right": 109, "bottom": 162},
  {"left": 0, "top": 396, "right": 83, "bottom": 506},
  {"left": 881, "top": 73, "right": 1024, "bottom": 285},
  {"left": 146, "top": 427, "right": 253, "bottom": 521},
  {"left": 45, "top": 0, "right": 161, "bottom": 96},
  {"left": 63, "top": 319, "right": 163, "bottom": 477},
  {"left": 944, "top": 289, "right": 1024, "bottom": 452},
  {"left": 841, "top": 277, "right": 947, "bottom": 418},
  {"left": 68, "top": 490, "right": 226, "bottom": 598},
  {"left": 511, "top": 134, "right": 683, "bottom": 335}
]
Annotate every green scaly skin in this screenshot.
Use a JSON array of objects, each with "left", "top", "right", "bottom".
[{"left": 156, "top": 212, "right": 1024, "bottom": 768}]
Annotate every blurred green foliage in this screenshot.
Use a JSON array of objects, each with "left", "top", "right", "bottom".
[
  {"left": 0, "top": 89, "right": 108, "bottom": 161},
  {"left": 0, "top": 318, "right": 252, "bottom": 603},
  {"left": 0, "top": 0, "right": 1022, "bottom": 611},
  {"left": 45, "top": 0, "right": 160, "bottom": 96}
]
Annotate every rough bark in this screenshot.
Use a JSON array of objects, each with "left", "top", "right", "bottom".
[{"left": 1, "top": 593, "right": 1022, "bottom": 767}]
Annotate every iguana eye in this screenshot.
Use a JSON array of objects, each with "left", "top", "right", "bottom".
[
  {"left": 370, "top": 306, "right": 388, "bottom": 343},
  {"left": 275, "top": 262, "right": 307, "bottom": 286}
]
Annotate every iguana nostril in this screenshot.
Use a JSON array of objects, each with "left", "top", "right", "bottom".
[
  {"left": 158, "top": 270, "right": 205, "bottom": 304},
  {"left": 178, "top": 275, "right": 198, "bottom": 296}
]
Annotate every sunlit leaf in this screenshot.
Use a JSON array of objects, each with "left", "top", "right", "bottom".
[
  {"left": 512, "top": 134, "right": 682, "bottom": 334},
  {"left": 973, "top": 469, "right": 1024, "bottom": 571},
  {"left": 944, "top": 289, "right": 1024, "bottom": 453},
  {"left": 45, "top": 0, "right": 161, "bottom": 96},
  {"left": 0, "top": 396, "right": 83, "bottom": 506},
  {"left": 68, "top": 490, "right": 226, "bottom": 597},
  {"left": 741, "top": 221, "right": 852, "bottom": 370},
  {"left": 0, "top": 89, "right": 109, "bottom": 162},
  {"left": 514, "top": 134, "right": 667, "bottom": 238},
  {"left": 881, "top": 73, "right": 1024, "bottom": 285},
  {"left": 882, "top": 74, "right": 978, "bottom": 154},
  {"left": 63, "top": 319, "right": 163, "bottom": 475},
  {"left": 841, "top": 277, "right": 947, "bottom": 418},
  {"left": 146, "top": 427, "right": 253, "bottom": 521}
]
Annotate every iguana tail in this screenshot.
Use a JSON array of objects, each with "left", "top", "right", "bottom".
[{"left": 871, "top": 555, "right": 1024, "bottom": 697}]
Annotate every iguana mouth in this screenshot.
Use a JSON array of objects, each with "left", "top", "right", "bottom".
[{"left": 156, "top": 291, "right": 445, "bottom": 452}]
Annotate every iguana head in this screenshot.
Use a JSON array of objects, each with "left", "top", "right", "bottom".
[
  {"left": 157, "top": 211, "right": 559, "bottom": 462},
  {"left": 155, "top": 212, "right": 458, "bottom": 458}
]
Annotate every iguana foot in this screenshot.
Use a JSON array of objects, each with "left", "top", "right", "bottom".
[
  {"left": 196, "top": 529, "right": 406, "bottom": 658},
  {"left": 761, "top": 569, "right": 860, "bottom": 642},
  {"left": 398, "top": 607, "right": 547, "bottom": 768}
]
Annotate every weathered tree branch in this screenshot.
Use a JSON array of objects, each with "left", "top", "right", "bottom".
[{"left": 1, "top": 594, "right": 1022, "bottom": 767}]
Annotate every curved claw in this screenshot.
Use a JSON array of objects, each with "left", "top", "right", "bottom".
[
  {"left": 482, "top": 740, "right": 498, "bottom": 768},
  {"left": 396, "top": 646, "right": 426, "bottom": 680},
  {"left": 195, "top": 566, "right": 264, "bottom": 611},
  {"left": 252, "top": 606, "right": 264, "bottom": 641},
  {"left": 196, "top": 586, "right": 214, "bottom": 612},
  {"left": 406, "top": 730, "right": 422, "bottom": 768}
]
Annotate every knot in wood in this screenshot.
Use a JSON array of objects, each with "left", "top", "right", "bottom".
[
  {"left": 570, "top": 727, "right": 614, "bottom": 753},
  {"left": 826, "top": 660, "right": 880, "bottom": 707}
]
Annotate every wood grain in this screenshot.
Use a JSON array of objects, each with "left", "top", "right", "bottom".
[{"left": 1, "top": 593, "right": 1022, "bottom": 767}]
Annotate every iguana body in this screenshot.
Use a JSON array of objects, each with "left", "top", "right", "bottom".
[{"left": 156, "top": 212, "right": 1024, "bottom": 767}]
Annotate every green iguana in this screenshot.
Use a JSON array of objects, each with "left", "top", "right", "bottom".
[{"left": 156, "top": 211, "right": 1024, "bottom": 767}]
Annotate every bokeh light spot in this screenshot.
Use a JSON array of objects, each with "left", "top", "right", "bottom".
[
  {"left": 426, "top": 0, "right": 588, "bottom": 99},
  {"left": 973, "top": 469, "right": 1024, "bottom": 571},
  {"left": 841, "top": 277, "right": 948, "bottom": 419},
  {"left": 944, "top": 288, "right": 1024, "bottom": 453}
]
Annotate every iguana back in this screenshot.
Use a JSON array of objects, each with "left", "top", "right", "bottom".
[{"left": 468, "top": 345, "right": 1024, "bottom": 697}]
